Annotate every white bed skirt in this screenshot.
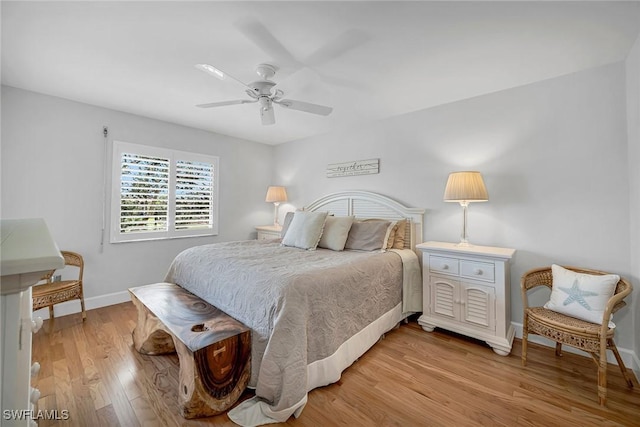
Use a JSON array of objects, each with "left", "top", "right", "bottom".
[
  {"left": 228, "top": 302, "right": 405, "bottom": 426},
  {"left": 307, "top": 301, "right": 404, "bottom": 390}
]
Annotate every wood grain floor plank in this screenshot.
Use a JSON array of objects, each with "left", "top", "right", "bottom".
[
  {"left": 31, "top": 303, "right": 640, "bottom": 426},
  {"left": 35, "top": 394, "right": 58, "bottom": 427},
  {"left": 130, "top": 395, "right": 165, "bottom": 427},
  {"left": 51, "top": 359, "right": 79, "bottom": 427},
  {"left": 95, "top": 404, "right": 121, "bottom": 427}
]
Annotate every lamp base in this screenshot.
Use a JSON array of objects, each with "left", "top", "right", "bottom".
[
  {"left": 455, "top": 201, "right": 478, "bottom": 247},
  {"left": 273, "top": 202, "right": 280, "bottom": 227}
]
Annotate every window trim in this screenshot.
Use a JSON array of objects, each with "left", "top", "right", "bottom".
[{"left": 110, "top": 140, "right": 219, "bottom": 243}]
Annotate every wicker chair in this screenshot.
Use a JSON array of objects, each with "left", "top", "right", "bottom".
[
  {"left": 32, "top": 251, "right": 86, "bottom": 321},
  {"left": 521, "top": 266, "right": 634, "bottom": 405}
]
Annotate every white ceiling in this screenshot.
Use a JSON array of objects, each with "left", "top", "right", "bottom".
[{"left": 3, "top": 1, "right": 640, "bottom": 145}]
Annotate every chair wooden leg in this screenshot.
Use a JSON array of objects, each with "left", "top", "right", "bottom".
[
  {"left": 609, "top": 339, "right": 634, "bottom": 388},
  {"left": 521, "top": 315, "right": 528, "bottom": 366},
  {"left": 48, "top": 306, "right": 54, "bottom": 321},
  {"left": 80, "top": 296, "right": 87, "bottom": 321},
  {"left": 598, "top": 358, "right": 607, "bottom": 406},
  {"left": 555, "top": 342, "right": 562, "bottom": 357}
]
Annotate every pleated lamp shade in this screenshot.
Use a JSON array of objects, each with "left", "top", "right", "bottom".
[
  {"left": 443, "top": 171, "right": 488, "bottom": 202},
  {"left": 265, "top": 186, "right": 288, "bottom": 203}
]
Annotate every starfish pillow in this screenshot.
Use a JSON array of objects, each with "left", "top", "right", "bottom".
[{"left": 544, "top": 264, "right": 620, "bottom": 328}]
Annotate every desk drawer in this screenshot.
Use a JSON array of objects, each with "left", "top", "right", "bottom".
[
  {"left": 460, "top": 260, "right": 495, "bottom": 282},
  {"left": 429, "top": 256, "right": 460, "bottom": 275}
]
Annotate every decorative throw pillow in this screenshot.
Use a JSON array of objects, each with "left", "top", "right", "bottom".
[
  {"left": 361, "top": 218, "right": 399, "bottom": 250},
  {"left": 392, "top": 219, "right": 408, "bottom": 249},
  {"left": 318, "top": 216, "right": 355, "bottom": 251},
  {"left": 344, "top": 220, "right": 392, "bottom": 252},
  {"left": 544, "top": 264, "right": 620, "bottom": 327},
  {"left": 280, "top": 211, "right": 295, "bottom": 238},
  {"left": 385, "top": 222, "right": 398, "bottom": 249},
  {"left": 281, "top": 211, "right": 328, "bottom": 250}
]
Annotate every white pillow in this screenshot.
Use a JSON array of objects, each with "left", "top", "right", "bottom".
[
  {"left": 318, "top": 216, "right": 355, "bottom": 251},
  {"left": 544, "top": 264, "right": 620, "bottom": 327},
  {"left": 281, "top": 211, "right": 328, "bottom": 250}
]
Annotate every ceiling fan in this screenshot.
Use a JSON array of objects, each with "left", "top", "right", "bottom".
[{"left": 195, "top": 63, "right": 333, "bottom": 126}]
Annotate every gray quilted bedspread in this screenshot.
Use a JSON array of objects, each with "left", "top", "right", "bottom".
[{"left": 164, "top": 239, "right": 408, "bottom": 424}]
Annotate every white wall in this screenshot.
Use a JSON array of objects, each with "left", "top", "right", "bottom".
[
  {"left": 274, "top": 62, "right": 635, "bottom": 353},
  {"left": 1, "top": 86, "right": 274, "bottom": 311},
  {"left": 626, "top": 34, "right": 640, "bottom": 375}
]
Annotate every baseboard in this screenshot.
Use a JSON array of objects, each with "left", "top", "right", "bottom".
[
  {"left": 512, "top": 321, "right": 639, "bottom": 383},
  {"left": 32, "top": 290, "right": 131, "bottom": 320}
]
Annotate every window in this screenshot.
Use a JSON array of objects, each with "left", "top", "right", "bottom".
[{"left": 111, "top": 141, "right": 219, "bottom": 243}]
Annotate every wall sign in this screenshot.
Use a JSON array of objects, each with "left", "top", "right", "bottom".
[{"left": 327, "top": 159, "right": 380, "bottom": 178}]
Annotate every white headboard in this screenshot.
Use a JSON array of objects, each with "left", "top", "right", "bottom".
[{"left": 305, "top": 191, "right": 425, "bottom": 253}]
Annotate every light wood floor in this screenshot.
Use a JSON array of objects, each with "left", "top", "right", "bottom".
[{"left": 32, "top": 302, "right": 639, "bottom": 427}]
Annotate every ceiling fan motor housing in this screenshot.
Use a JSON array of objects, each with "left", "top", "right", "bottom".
[{"left": 250, "top": 80, "right": 277, "bottom": 96}]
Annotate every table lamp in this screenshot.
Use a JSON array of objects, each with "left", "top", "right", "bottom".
[
  {"left": 443, "top": 171, "right": 488, "bottom": 246},
  {"left": 265, "top": 186, "right": 288, "bottom": 228}
]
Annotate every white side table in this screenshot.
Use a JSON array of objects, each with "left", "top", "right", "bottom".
[
  {"left": 255, "top": 225, "right": 282, "bottom": 240},
  {"left": 416, "top": 241, "right": 516, "bottom": 356}
]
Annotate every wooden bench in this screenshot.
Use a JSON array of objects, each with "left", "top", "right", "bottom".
[{"left": 129, "top": 283, "right": 251, "bottom": 419}]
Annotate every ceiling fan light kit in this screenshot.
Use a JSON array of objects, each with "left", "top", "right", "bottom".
[{"left": 196, "top": 62, "right": 333, "bottom": 125}]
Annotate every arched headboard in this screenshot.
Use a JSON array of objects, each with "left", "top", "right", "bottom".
[{"left": 305, "top": 191, "right": 425, "bottom": 253}]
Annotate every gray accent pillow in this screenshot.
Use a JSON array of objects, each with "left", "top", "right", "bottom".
[
  {"left": 281, "top": 211, "right": 329, "bottom": 250},
  {"left": 344, "top": 220, "right": 392, "bottom": 252},
  {"left": 280, "top": 211, "right": 295, "bottom": 238},
  {"left": 318, "top": 216, "right": 355, "bottom": 251}
]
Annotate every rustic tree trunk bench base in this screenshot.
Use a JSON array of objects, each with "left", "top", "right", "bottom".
[{"left": 129, "top": 282, "right": 251, "bottom": 419}]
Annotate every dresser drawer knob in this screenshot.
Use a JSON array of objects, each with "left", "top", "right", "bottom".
[
  {"left": 30, "top": 387, "right": 41, "bottom": 404},
  {"left": 31, "top": 316, "right": 43, "bottom": 333},
  {"left": 31, "top": 362, "right": 41, "bottom": 378},
  {"left": 474, "top": 269, "right": 483, "bottom": 275},
  {"left": 442, "top": 264, "right": 449, "bottom": 270}
]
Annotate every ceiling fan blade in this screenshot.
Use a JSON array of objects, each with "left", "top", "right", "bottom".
[
  {"left": 195, "top": 64, "right": 252, "bottom": 90},
  {"left": 234, "top": 18, "right": 301, "bottom": 69},
  {"left": 303, "top": 29, "right": 370, "bottom": 68},
  {"left": 275, "top": 99, "right": 333, "bottom": 116},
  {"left": 260, "top": 106, "right": 276, "bottom": 126},
  {"left": 196, "top": 99, "right": 257, "bottom": 108}
]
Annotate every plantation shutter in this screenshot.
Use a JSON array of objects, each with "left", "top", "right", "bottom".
[
  {"left": 175, "top": 160, "right": 214, "bottom": 230},
  {"left": 119, "top": 153, "right": 169, "bottom": 234},
  {"left": 111, "top": 141, "right": 219, "bottom": 243}
]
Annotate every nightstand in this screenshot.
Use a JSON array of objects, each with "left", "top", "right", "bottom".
[
  {"left": 416, "top": 241, "right": 516, "bottom": 356},
  {"left": 255, "top": 225, "right": 282, "bottom": 240}
]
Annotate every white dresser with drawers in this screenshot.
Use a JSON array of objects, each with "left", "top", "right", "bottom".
[
  {"left": 416, "top": 241, "right": 516, "bottom": 356},
  {"left": 1, "top": 219, "right": 64, "bottom": 426}
]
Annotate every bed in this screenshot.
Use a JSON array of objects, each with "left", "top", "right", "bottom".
[{"left": 164, "top": 191, "right": 425, "bottom": 426}]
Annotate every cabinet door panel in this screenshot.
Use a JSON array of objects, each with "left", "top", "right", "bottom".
[
  {"left": 462, "top": 285, "right": 495, "bottom": 330},
  {"left": 431, "top": 278, "right": 458, "bottom": 319}
]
